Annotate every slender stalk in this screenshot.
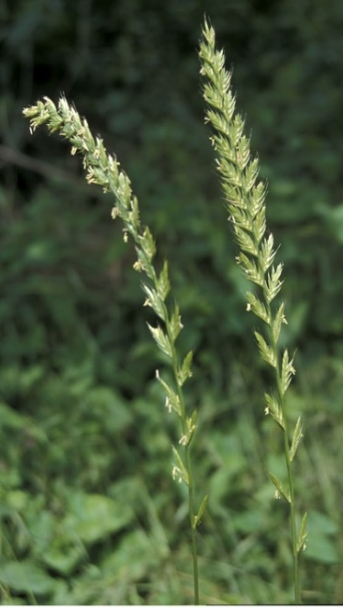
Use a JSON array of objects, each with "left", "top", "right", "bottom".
[
  {"left": 23, "top": 96, "right": 206, "bottom": 605},
  {"left": 267, "top": 308, "right": 300, "bottom": 603},
  {"left": 169, "top": 333, "right": 200, "bottom": 604},
  {"left": 186, "top": 447, "right": 200, "bottom": 604},
  {"left": 199, "top": 19, "right": 307, "bottom": 603}
]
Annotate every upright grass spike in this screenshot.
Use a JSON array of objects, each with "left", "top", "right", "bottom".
[
  {"left": 23, "top": 95, "right": 206, "bottom": 605},
  {"left": 199, "top": 18, "right": 307, "bottom": 603}
]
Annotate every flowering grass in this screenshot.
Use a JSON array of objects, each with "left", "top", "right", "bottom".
[
  {"left": 199, "top": 19, "right": 307, "bottom": 603},
  {"left": 22, "top": 17, "right": 306, "bottom": 604}
]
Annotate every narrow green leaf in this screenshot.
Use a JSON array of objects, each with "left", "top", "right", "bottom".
[
  {"left": 290, "top": 416, "right": 303, "bottom": 462},
  {"left": 193, "top": 495, "right": 209, "bottom": 528},
  {"left": 269, "top": 473, "right": 291, "bottom": 503}
]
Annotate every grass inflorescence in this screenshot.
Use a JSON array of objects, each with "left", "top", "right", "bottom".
[
  {"left": 23, "top": 95, "right": 207, "bottom": 604},
  {"left": 199, "top": 18, "right": 307, "bottom": 603}
]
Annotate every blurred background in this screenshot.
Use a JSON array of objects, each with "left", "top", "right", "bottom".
[{"left": 1, "top": 0, "right": 343, "bottom": 603}]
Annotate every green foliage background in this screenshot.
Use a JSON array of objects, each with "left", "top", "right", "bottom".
[{"left": 1, "top": 0, "right": 343, "bottom": 603}]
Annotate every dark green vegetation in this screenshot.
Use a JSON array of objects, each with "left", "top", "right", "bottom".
[{"left": 1, "top": 0, "right": 343, "bottom": 604}]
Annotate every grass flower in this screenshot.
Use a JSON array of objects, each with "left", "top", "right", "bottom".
[
  {"left": 199, "top": 18, "right": 307, "bottom": 603},
  {"left": 23, "top": 95, "right": 206, "bottom": 604}
]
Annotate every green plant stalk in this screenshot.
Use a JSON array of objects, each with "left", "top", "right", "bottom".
[
  {"left": 267, "top": 301, "right": 300, "bottom": 603},
  {"left": 188, "top": 460, "right": 200, "bottom": 605},
  {"left": 23, "top": 96, "right": 206, "bottom": 605},
  {"left": 168, "top": 335, "right": 200, "bottom": 604},
  {"left": 199, "top": 19, "right": 307, "bottom": 603}
]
